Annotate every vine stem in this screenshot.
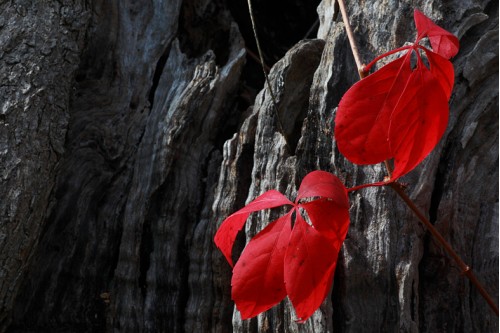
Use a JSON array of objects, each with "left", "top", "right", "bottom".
[
  {"left": 389, "top": 182, "right": 499, "bottom": 315},
  {"left": 336, "top": 0, "right": 498, "bottom": 316},
  {"left": 246, "top": 0, "right": 286, "bottom": 138},
  {"left": 337, "top": 0, "right": 366, "bottom": 77}
]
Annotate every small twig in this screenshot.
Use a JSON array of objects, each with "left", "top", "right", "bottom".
[{"left": 246, "top": 0, "right": 286, "bottom": 138}]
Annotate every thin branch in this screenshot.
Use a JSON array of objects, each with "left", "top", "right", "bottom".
[
  {"left": 389, "top": 182, "right": 499, "bottom": 316},
  {"left": 336, "top": 0, "right": 498, "bottom": 316},
  {"left": 337, "top": 0, "right": 366, "bottom": 77},
  {"left": 246, "top": 0, "right": 286, "bottom": 138}
]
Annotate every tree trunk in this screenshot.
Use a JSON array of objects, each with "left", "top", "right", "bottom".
[{"left": 1, "top": 0, "right": 497, "bottom": 332}]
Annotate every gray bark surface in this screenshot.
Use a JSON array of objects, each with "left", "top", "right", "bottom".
[{"left": 0, "top": 0, "right": 497, "bottom": 332}]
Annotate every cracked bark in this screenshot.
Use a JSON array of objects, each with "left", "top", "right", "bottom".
[{"left": 0, "top": 0, "right": 497, "bottom": 332}]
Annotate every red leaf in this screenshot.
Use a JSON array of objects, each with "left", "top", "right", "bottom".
[
  {"left": 335, "top": 54, "right": 412, "bottom": 165},
  {"left": 214, "top": 190, "right": 293, "bottom": 266},
  {"left": 215, "top": 171, "right": 350, "bottom": 322},
  {"left": 414, "top": 9, "right": 459, "bottom": 59},
  {"left": 388, "top": 62, "right": 449, "bottom": 180},
  {"left": 299, "top": 198, "right": 349, "bottom": 243},
  {"left": 296, "top": 170, "right": 349, "bottom": 203},
  {"left": 423, "top": 48, "right": 455, "bottom": 99},
  {"left": 284, "top": 213, "right": 341, "bottom": 322},
  {"left": 232, "top": 211, "right": 293, "bottom": 319},
  {"left": 336, "top": 9, "right": 459, "bottom": 181}
]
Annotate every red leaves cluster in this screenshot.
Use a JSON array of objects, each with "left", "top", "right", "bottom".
[
  {"left": 214, "top": 9, "right": 459, "bottom": 324},
  {"left": 335, "top": 9, "right": 459, "bottom": 181},
  {"left": 214, "top": 171, "right": 350, "bottom": 322}
]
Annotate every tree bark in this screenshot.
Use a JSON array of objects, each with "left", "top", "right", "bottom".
[
  {"left": 1, "top": 0, "right": 497, "bottom": 332},
  {"left": 0, "top": 1, "right": 90, "bottom": 330}
]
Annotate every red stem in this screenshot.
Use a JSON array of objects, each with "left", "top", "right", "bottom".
[
  {"left": 347, "top": 182, "right": 384, "bottom": 192},
  {"left": 388, "top": 182, "right": 499, "bottom": 316},
  {"left": 337, "top": 0, "right": 364, "bottom": 74}
]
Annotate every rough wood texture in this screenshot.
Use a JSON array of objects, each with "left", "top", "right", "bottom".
[
  {"left": 0, "top": 2, "right": 90, "bottom": 330},
  {"left": 1, "top": 0, "right": 498, "bottom": 332}
]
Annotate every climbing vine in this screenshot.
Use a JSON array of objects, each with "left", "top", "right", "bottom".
[{"left": 214, "top": 0, "right": 498, "bottom": 322}]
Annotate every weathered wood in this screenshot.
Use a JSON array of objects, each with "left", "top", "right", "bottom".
[{"left": 1, "top": 0, "right": 497, "bottom": 332}]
